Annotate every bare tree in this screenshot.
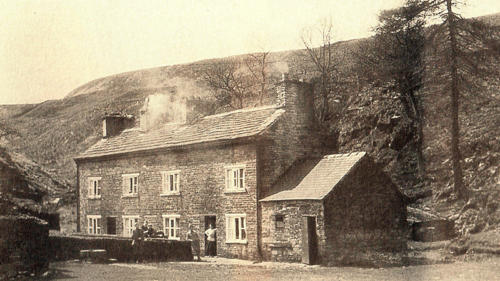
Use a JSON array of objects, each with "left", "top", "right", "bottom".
[
  {"left": 201, "top": 52, "right": 273, "bottom": 111},
  {"left": 244, "top": 51, "right": 271, "bottom": 106},
  {"left": 300, "top": 19, "right": 346, "bottom": 125},
  {"left": 201, "top": 58, "right": 252, "bottom": 110}
]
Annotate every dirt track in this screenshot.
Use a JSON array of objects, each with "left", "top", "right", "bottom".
[{"left": 48, "top": 257, "right": 500, "bottom": 281}]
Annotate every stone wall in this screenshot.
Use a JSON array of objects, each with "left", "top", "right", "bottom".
[
  {"left": 260, "top": 201, "right": 324, "bottom": 262},
  {"left": 322, "top": 156, "right": 408, "bottom": 266},
  {"left": 77, "top": 142, "right": 260, "bottom": 259}
]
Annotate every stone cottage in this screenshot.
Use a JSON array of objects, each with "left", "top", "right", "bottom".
[
  {"left": 260, "top": 152, "right": 408, "bottom": 265},
  {"left": 74, "top": 78, "right": 408, "bottom": 264}
]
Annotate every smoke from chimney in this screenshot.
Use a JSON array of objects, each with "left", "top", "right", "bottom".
[{"left": 139, "top": 77, "right": 209, "bottom": 131}]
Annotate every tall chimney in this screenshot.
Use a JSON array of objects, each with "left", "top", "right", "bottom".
[
  {"left": 102, "top": 113, "right": 135, "bottom": 138},
  {"left": 275, "top": 74, "right": 314, "bottom": 123}
]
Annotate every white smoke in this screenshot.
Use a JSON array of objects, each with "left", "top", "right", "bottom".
[
  {"left": 139, "top": 77, "right": 209, "bottom": 131},
  {"left": 273, "top": 61, "right": 289, "bottom": 75}
]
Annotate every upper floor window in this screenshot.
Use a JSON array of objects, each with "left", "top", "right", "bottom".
[
  {"left": 162, "top": 214, "right": 180, "bottom": 240},
  {"left": 225, "top": 214, "right": 247, "bottom": 243},
  {"left": 122, "top": 173, "right": 139, "bottom": 197},
  {"left": 87, "top": 215, "right": 102, "bottom": 234},
  {"left": 88, "top": 177, "right": 101, "bottom": 199},
  {"left": 161, "top": 170, "right": 180, "bottom": 195},
  {"left": 225, "top": 165, "right": 245, "bottom": 192},
  {"left": 122, "top": 215, "right": 139, "bottom": 237}
]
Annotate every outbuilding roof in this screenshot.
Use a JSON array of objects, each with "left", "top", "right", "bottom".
[
  {"left": 75, "top": 105, "right": 284, "bottom": 160},
  {"left": 260, "top": 152, "right": 366, "bottom": 201}
]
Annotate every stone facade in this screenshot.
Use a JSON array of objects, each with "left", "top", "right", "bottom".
[
  {"left": 78, "top": 142, "right": 261, "bottom": 259},
  {"left": 76, "top": 78, "right": 406, "bottom": 264},
  {"left": 322, "top": 156, "right": 407, "bottom": 266},
  {"left": 261, "top": 200, "right": 324, "bottom": 262},
  {"left": 261, "top": 156, "right": 408, "bottom": 266},
  {"left": 76, "top": 79, "right": 321, "bottom": 261}
]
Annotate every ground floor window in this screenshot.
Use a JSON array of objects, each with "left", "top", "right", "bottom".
[
  {"left": 275, "top": 215, "right": 285, "bottom": 230},
  {"left": 225, "top": 214, "right": 247, "bottom": 243},
  {"left": 87, "top": 215, "right": 102, "bottom": 234},
  {"left": 162, "top": 214, "right": 180, "bottom": 240},
  {"left": 123, "top": 215, "right": 139, "bottom": 237}
]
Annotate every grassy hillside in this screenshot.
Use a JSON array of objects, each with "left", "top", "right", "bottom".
[{"left": 0, "top": 13, "right": 498, "bottom": 234}]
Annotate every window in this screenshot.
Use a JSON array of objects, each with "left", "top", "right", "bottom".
[
  {"left": 122, "top": 215, "right": 139, "bottom": 237},
  {"left": 122, "top": 173, "right": 139, "bottom": 197},
  {"left": 225, "top": 214, "right": 247, "bottom": 243},
  {"left": 275, "top": 215, "right": 284, "bottom": 229},
  {"left": 161, "top": 170, "right": 180, "bottom": 195},
  {"left": 225, "top": 165, "right": 245, "bottom": 192},
  {"left": 88, "top": 177, "right": 101, "bottom": 199},
  {"left": 87, "top": 215, "right": 102, "bottom": 234},
  {"left": 162, "top": 215, "right": 180, "bottom": 240}
]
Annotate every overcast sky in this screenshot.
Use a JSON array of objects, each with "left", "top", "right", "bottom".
[{"left": 1, "top": 0, "right": 499, "bottom": 105}]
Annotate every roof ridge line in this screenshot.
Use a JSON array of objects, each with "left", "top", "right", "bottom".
[
  {"left": 203, "top": 104, "right": 278, "bottom": 119},
  {"left": 323, "top": 151, "right": 366, "bottom": 159}
]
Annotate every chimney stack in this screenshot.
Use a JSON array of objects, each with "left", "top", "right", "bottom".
[
  {"left": 275, "top": 74, "right": 315, "bottom": 124},
  {"left": 102, "top": 113, "right": 135, "bottom": 138}
]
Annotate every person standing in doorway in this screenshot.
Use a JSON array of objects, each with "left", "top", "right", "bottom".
[
  {"left": 204, "top": 223, "right": 216, "bottom": 257},
  {"left": 187, "top": 224, "right": 201, "bottom": 261}
]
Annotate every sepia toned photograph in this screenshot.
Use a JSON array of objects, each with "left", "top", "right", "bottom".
[{"left": 0, "top": 0, "right": 499, "bottom": 280}]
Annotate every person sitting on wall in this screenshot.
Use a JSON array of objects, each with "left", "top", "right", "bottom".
[
  {"left": 145, "top": 224, "right": 155, "bottom": 238},
  {"left": 187, "top": 224, "right": 201, "bottom": 261},
  {"left": 204, "top": 223, "right": 217, "bottom": 258},
  {"left": 131, "top": 222, "right": 144, "bottom": 263},
  {"left": 141, "top": 220, "right": 149, "bottom": 233}
]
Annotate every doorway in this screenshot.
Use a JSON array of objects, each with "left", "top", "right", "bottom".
[
  {"left": 204, "top": 216, "right": 216, "bottom": 256},
  {"left": 301, "top": 216, "right": 318, "bottom": 264},
  {"left": 106, "top": 217, "right": 117, "bottom": 235}
]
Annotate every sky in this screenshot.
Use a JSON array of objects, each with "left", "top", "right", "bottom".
[{"left": 1, "top": 0, "right": 499, "bottom": 105}]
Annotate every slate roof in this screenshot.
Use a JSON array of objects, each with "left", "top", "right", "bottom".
[
  {"left": 260, "top": 152, "right": 366, "bottom": 201},
  {"left": 75, "top": 105, "right": 284, "bottom": 160}
]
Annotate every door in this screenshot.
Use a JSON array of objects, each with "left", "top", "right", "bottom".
[
  {"left": 106, "top": 217, "right": 117, "bottom": 235},
  {"left": 302, "top": 216, "right": 318, "bottom": 265},
  {"left": 204, "top": 216, "right": 216, "bottom": 256}
]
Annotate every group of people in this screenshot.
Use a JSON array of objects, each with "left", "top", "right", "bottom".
[
  {"left": 131, "top": 221, "right": 217, "bottom": 263},
  {"left": 131, "top": 221, "right": 157, "bottom": 263},
  {"left": 187, "top": 223, "right": 217, "bottom": 261}
]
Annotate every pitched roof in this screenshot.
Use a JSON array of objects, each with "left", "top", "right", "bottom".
[
  {"left": 260, "top": 152, "right": 366, "bottom": 201},
  {"left": 75, "top": 105, "right": 284, "bottom": 160}
]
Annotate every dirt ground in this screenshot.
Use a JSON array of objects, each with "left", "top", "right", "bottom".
[{"left": 47, "top": 257, "right": 500, "bottom": 281}]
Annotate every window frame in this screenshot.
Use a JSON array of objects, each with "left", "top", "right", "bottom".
[
  {"left": 224, "top": 164, "right": 246, "bottom": 193},
  {"left": 87, "top": 215, "right": 102, "bottom": 235},
  {"left": 160, "top": 170, "right": 181, "bottom": 196},
  {"left": 122, "top": 173, "right": 139, "bottom": 197},
  {"left": 225, "top": 213, "right": 247, "bottom": 244},
  {"left": 88, "top": 177, "right": 102, "bottom": 199},
  {"left": 275, "top": 215, "right": 285, "bottom": 230},
  {"left": 162, "top": 214, "right": 180, "bottom": 240},
  {"left": 122, "top": 215, "right": 140, "bottom": 237}
]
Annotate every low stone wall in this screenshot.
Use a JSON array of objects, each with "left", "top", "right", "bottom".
[{"left": 48, "top": 234, "right": 193, "bottom": 262}]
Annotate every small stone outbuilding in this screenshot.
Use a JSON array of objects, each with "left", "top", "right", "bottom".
[{"left": 261, "top": 152, "right": 408, "bottom": 266}]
